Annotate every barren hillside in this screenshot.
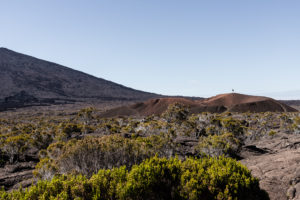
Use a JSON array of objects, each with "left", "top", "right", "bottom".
[{"left": 0, "top": 48, "right": 158, "bottom": 102}]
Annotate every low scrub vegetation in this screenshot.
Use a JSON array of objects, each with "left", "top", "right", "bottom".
[{"left": 1, "top": 104, "right": 299, "bottom": 198}]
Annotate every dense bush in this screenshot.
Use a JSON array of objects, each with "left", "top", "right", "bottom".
[
  {"left": 162, "top": 103, "right": 190, "bottom": 122},
  {"left": 35, "top": 134, "right": 175, "bottom": 178},
  {"left": 0, "top": 156, "right": 269, "bottom": 200},
  {"left": 0, "top": 133, "right": 32, "bottom": 163},
  {"left": 198, "top": 132, "right": 241, "bottom": 157}
]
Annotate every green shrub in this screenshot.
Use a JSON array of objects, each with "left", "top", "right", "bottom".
[
  {"left": 268, "top": 130, "right": 276, "bottom": 136},
  {"left": 294, "top": 116, "right": 300, "bottom": 125},
  {"left": 62, "top": 123, "right": 82, "bottom": 135},
  {"left": 221, "top": 117, "right": 247, "bottom": 136},
  {"left": 120, "top": 156, "right": 182, "bottom": 199},
  {"left": 90, "top": 166, "right": 128, "bottom": 200},
  {"left": 162, "top": 103, "right": 190, "bottom": 122},
  {"left": 198, "top": 132, "right": 241, "bottom": 157},
  {"left": 0, "top": 156, "right": 269, "bottom": 200},
  {"left": 1, "top": 134, "right": 32, "bottom": 163},
  {"left": 179, "top": 156, "right": 268, "bottom": 200}
]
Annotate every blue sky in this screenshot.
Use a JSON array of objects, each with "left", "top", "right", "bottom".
[{"left": 1, "top": 1, "right": 300, "bottom": 99}]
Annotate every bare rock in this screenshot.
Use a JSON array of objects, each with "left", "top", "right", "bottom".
[
  {"left": 241, "top": 133, "right": 300, "bottom": 200},
  {"left": 0, "top": 161, "right": 36, "bottom": 190},
  {"left": 287, "top": 187, "right": 295, "bottom": 199}
]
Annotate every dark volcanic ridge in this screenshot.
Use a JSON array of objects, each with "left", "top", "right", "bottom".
[
  {"left": 0, "top": 47, "right": 158, "bottom": 109},
  {"left": 100, "top": 93, "right": 298, "bottom": 118}
]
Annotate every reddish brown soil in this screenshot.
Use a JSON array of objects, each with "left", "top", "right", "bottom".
[
  {"left": 100, "top": 98, "right": 198, "bottom": 118},
  {"left": 100, "top": 93, "right": 298, "bottom": 118},
  {"left": 199, "top": 93, "right": 297, "bottom": 112},
  {"left": 198, "top": 93, "right": 269, "bottom": 106}
]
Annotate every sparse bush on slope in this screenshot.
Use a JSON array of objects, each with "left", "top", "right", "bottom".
[{"left": 0, "top": 156, "right": 269, "bottom": 200}]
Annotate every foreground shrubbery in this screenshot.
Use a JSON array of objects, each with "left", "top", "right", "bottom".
[{"left": 0, "top": 156, "right": 269, "bottom": 200}]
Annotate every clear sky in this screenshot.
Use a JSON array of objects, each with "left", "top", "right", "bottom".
[{"left": 1, "top": 0, "right": 300, "bottom": 99}]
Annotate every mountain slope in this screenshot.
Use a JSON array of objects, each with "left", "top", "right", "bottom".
[{"left": 0, "top": 48, "right": 158, "bottom": 101}]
